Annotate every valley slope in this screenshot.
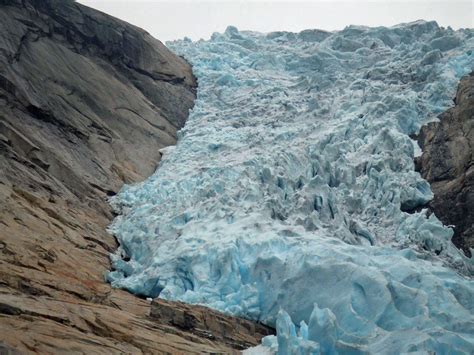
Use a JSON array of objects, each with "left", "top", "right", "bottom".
[{"left": 0, "top": 0, "right": 271, "bottom": 352}]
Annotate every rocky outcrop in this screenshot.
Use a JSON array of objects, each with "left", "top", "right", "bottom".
[
  {"left": 0, "top": 0, "right": 272, "bottom": 352},
  {"left": 151, "top": 299, "right": 274, "bottom": 351},
  {"left": 416, "top": 72, "right": 474, "bottom": 256}
]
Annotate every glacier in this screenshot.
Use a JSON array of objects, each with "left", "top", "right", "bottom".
[{"left": 107, "top": 21, "right": 474, "bottom": 353}]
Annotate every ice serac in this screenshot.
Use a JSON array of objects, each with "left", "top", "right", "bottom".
[{"left": 109, "top": 22, "right": 474, "bottom": 353}]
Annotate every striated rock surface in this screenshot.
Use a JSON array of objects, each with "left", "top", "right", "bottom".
[
  {"left": 416, "top": 72, "right": 474, "bottom": 256},
  {"left": 151, "top": 299, "right": 274, "bottom": 351},
  {"left": 0, "top": 0, "right": 271, "bottom": 353}
]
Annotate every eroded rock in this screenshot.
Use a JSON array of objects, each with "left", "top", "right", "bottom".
[
  {"left": 151, "top": 299, "right": 274, "bottom": 351},
  {"left": 0, "top": 0, "right": 270, "bottom": 352},
  {"left": 416, "top": 72, "right": 474, "bottom": 256}
]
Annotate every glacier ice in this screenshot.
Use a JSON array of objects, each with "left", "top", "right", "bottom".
[{"left": 107, "top": 21, "right": 474, "bottom": 353}]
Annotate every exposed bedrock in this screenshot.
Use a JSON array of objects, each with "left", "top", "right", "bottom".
[
  {"left": 416, "top": 72, "right": 474, "bottom": 256},
  {"left": 0, "top": 0, "right": 271, "bottom": 352}
]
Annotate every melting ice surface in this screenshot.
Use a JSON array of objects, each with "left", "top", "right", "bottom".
[{"left": 108, "top": 21, "right": 474, "bottom": 353}]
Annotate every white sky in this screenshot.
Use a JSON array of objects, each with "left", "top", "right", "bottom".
[{"left": 77, "top": 0, "right": 474, "bottom": 42}]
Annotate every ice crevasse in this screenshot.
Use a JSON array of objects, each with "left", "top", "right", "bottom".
[{"left": 107, "top": 21, "right": 474, "bottom": 353}]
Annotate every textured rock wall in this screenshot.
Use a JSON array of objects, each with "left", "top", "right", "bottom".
[
  {"left": 0, "top": 0, "right": 271, "bottom": 352},
  {"left": 416, "top": 72, "right": 474, "bottom": 256}
]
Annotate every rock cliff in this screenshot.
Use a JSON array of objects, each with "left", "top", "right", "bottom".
[
  {"left": 0, "top": 0, "right": 272, "bottom": 352},
  {"left": 416, "top": 72, "right": 474, "bottom": 256}
]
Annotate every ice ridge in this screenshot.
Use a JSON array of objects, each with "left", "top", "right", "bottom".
[{"left": 107, "top": 21, "right": 474, "bottom": 353}]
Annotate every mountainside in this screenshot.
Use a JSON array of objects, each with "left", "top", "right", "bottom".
[
  {"left": 109, "top": 23, "right": 474, "bottom": 353},
  {"left": 416, "top": 72, "right": 474, "bottom": 256},
  {"left": 0, "top": 0, "right": 272, "bottom": 353},
  {"left": 1, "top": 1, "right": 472, "bottom": 353}
]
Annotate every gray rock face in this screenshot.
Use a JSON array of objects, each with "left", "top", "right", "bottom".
[
  {"left": 0, "top": 0, "right": 271, "bottom": 353},
  {"left": 416, "top": 72, "right": 474, "bottom": 256},
  {"left": 150, "top": 299, "right": 275, "bottom": 351},
  {"left": 0, "top": 0, "right": 196, "bottom": 194}
]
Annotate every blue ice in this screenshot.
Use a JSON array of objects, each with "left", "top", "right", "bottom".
[{"left": 107, "top": 21, "right": 474, "bottom": 353}]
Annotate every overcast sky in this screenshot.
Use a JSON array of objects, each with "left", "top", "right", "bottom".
[{"left": 78, "top": 0, "right": 474, "bottom": 42}]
